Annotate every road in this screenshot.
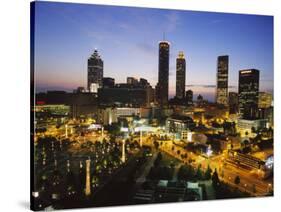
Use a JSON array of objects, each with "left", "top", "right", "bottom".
[
  {"left": 135, "top": 152, "right": 158, "bottom": 183},
  {"left": 155, "top": 138, "right": 272, "bottom": 196}
]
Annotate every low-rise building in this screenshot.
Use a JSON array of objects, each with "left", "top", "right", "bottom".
[
  {"left": 237, "top": 118, "right": 267, "bottom": 137},
  {"left": 166, "top": 115, "right": 195, "bottom": 135}
]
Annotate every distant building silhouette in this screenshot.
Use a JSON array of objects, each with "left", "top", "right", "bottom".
[
  {"left": 102, "top": 77, "right": 115, "bottom": 88},
  {"left": 127, "top": 77, "right": 138, "bottom": 85},
  {"left": 186, "top": 90, "right": 193, "bottom": 105}
]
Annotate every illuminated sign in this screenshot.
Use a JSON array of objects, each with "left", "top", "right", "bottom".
[
  {"left": 240, "top": 70, "right": 253, "bottom": 74},
  {"left": 88, "top": 124, "right": 102, "bottom": 130},
  {"left": 206, "top": 145, "right": 213, "bottom": 157},
  {"left": 36, "top": 101, "right": 45, "bottom": 105},
  {"left": 120, "top": 127, "right": 129, "bottom": 132}
]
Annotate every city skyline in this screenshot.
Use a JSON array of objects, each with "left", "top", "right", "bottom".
[
  {"left": 34, "top": 2, "right": 273, "bottom": 101},
  {"left": 31, "top": 2, "right": 274, "bottom": 210}
]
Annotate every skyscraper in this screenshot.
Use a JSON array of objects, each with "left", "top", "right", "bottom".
[
  {"left": 186, "top": 90, "right": 193, "bottom": 105},
  {"left": 156, "top": 40, "right": 170, "bottom": 106},
  {"left": 229, "top": 92, "right": 239, "bottom": 114},
  {"left": 176, "top": 51, "right": 186, "bottom": 99},
  {"left": 87, "top": 49, "right": 103, "bottom": 91},
  {"left": 238, "top": 69, "right": 260, "bottom": 119},
  {"left": 216, "top": 55, "right": 229, "bottom": 105}
]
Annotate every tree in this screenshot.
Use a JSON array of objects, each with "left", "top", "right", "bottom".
[
  {"left": 211, "top": 169, "right": 220, "bottom": 189},
  {"left": 234, "top": 176, "right": 240, "bottom": 185},
  {"left": 153, "top": 141, "right": 159, "bottom": 149},
  {"left": 205, "top": 165, "right": 212, "bottom": 180},
  {"left": 157, "top": 152, "right": 163, "bottom": 161},
  {"left": 196, "top": 165, "right": 203, "bottom": 180},
  {"left": 251, "top": 127, "right": 256, "bottom": 133}
]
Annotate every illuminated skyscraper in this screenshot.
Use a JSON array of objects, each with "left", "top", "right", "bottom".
[
  {"left": 156, "top": 40, "right": 170, "bottom": 106},
  {"left": 216, "top": 55, "right": 229, "bottom": 105},
  {"left": 176, "top": 51, "right": 186, "bottom": 99},
  {"left": 127, "top": 77, "right": 138, "bottom": 85},
  {"left": 238, "top": 69, "right": 260, "bottom": 119},
  {"left": 88, "top": 49, "right": 103, "bottom": 91}
]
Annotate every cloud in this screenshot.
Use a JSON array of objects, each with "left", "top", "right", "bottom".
[{"left": 135, "top": 42, "right": 155, "bottom": 55}]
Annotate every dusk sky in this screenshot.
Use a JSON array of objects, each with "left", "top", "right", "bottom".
[{"left": 34, "top": 1, "right": 273, "bottom": 101}]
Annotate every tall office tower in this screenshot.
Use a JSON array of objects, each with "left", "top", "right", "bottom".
[
  {"left": 228, "top": 92, "right": 239, "bottom": 114},
  {"left": 156, "top": 40, "right": 170, "bottom": 106},
  {"left": 216, "top": 55, "right": 229, "bottom": 105},
  {"left": 176, "top": 51, "right": 186, "bottom": 99},
  {"left": 87, "top": 49, "right": 103, "bottom": 91},
  {"left": 186, "top": 90, "right": 193, "bottom": 105},
  {"left": 238, "top": 69, "right": 260, "bottom": 119},
  {"left": 258, "top": 92, "right": 272, "bottom": 109},
  {"left": 85, "top": 158, "right": 91, "bottom": 196}
]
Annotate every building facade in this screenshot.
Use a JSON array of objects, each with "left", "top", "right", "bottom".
[
  {"left": 88, "top": 49, "right": 103, "bottom": 91},
  {"left": 166, "top": 115, "right": 195, "bottom": 135},
  {"left": 176, "top": 51, "right": 186, "bottom": 99},
  {"left": 238, "top": 69, "right": 260, "bottom": 119},
  {"left": 258, "top": 92, "right": 272, "bottom": 109}
]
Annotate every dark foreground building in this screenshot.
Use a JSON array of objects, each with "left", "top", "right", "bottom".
[
  {"left": 98, "top": 80, "right": 154, "bottom": 107},
  {"left": 36, "top": 91, "right": 98, "bottom": 118}
]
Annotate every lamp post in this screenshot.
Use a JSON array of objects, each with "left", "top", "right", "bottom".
[
  {"left": 121, "top": 139, "right": 126, "bottom": 163},
  {"left": 140, "top": 129, "right": 143, "bottom": 148},
  {"left": 85, "top": 158, "right": 91, "bottom": 196},
  {"left": 65, "top": 124, "right": 68, "bottom": 138},
  {"left": 101, "top": 126, "right": 104, "bottom": 140}
]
